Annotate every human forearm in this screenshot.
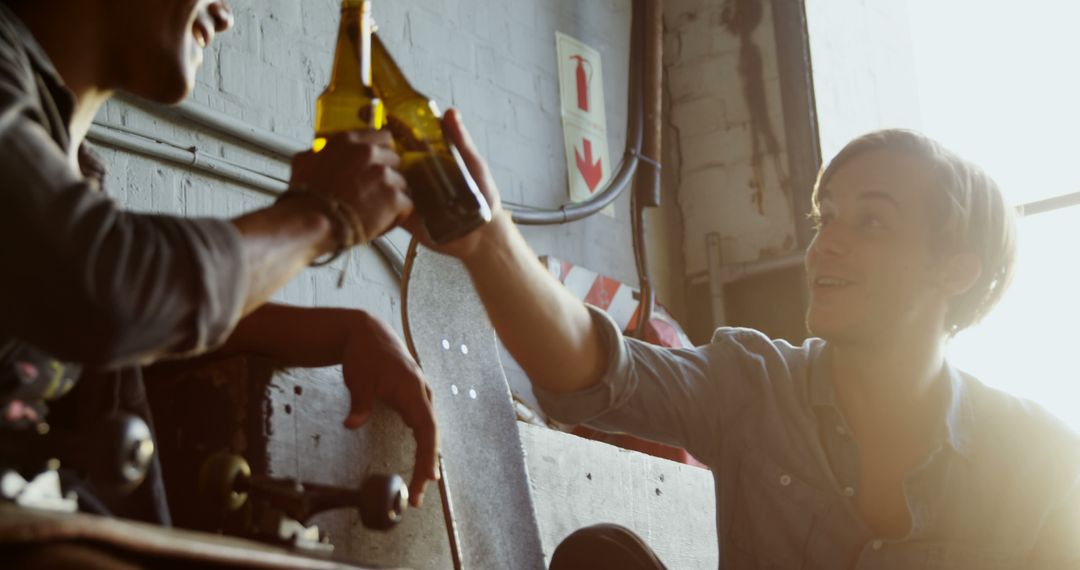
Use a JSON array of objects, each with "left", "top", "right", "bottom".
[
  {"left": 461, "top": 212, "right": 606, "bottom": 394},
  {"left": 217, "top": 303, "right": 358, "bottom": 366},
  {"left": 235, "top": 129, "right": 413, "bottom": 318},
  {"left": 231, "top": 200, "right": 335, "bottom": 316}
]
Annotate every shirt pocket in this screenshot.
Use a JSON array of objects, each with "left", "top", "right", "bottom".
[{"left": 727, "top": 444, "right": 830, "bottom": 569}]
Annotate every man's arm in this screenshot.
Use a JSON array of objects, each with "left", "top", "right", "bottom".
[
  {"left": 234, "top": 132, "right": 414, "bottom": 315},
  {"left": 0, "top": 54, "right": 410, "bottom": 370}
]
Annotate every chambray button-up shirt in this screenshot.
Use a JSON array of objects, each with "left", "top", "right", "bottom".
[{"left": 537, "top": 308, "right": 1080, "bottom": 569}]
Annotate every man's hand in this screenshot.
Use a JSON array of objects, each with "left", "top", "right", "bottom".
[
  {"left": 209, "top": 304, "right": 439, "bottom": 507},
  {"left": 340, "top": 312, "right": 439, "bottom": 507},
  {"left": 291, "top": 130, "right": 414, "bottom": 240}
]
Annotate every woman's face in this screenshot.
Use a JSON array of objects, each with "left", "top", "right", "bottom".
[{"left": 804, "top": 149, "right": 959, "bottom": 345}]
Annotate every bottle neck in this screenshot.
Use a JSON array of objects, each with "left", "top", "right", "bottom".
[
  {"left": 371, "top": 33, "right": 422, "bottom": 103},
  {"left": 327, "top": 1, "right": 374, "bottom": 93}
]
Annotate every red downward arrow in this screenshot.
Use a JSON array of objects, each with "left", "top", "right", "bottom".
[{"left": 575, "top": 138, "right": 603, "bottom": 192}]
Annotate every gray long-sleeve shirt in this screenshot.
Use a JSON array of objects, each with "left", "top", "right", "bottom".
[
  {"left": 537, "top": 307, "right": 1080, "bottom": 569},
  {"left": 0, "top": 4, "right": 248, "bottom": 523},
  {"left": 0, "top": 4, "right": 247, "bottom": 371}
]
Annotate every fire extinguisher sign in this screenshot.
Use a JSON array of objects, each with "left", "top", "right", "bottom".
[{"left": 555, "top": 32, "right": 614, "bottom": 216}]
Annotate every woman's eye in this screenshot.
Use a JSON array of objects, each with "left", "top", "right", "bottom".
[{"left": 862, "top": 215, "right": 886, "bottom": 229}]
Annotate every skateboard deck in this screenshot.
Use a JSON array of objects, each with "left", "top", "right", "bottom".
[
  {"left": 0, "top": 503, "right": 399, "bottom": 569},
  {"left": 401, "top": 241, "right": 546, "bottom": 570}
]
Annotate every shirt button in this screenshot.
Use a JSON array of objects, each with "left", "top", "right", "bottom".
[
  {"left": 871, "top": 539, "right": 883, "bottom": 551},
  {"left": 843, "top": 486, "right": 856, "bottom": 497},
  {"left": 835, "top": 425, "right": 847, "bottom": 436},
  {"left": 779, "top": 474, "right": 792, "bottom": 487}
]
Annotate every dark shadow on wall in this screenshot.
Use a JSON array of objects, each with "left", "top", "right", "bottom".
[{"left": 720, "top": 0, "right": 789, "bottom": 218}]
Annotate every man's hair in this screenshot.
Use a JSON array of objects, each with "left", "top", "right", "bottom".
[{"left": 809, "top": 129, "right": 1018, "bottom": 336}]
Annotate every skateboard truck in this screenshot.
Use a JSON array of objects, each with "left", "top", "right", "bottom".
[{"left": 199, "top": 452, "right": 409, "bottom": 551}]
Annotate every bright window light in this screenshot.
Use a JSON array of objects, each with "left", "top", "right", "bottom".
[{"left": 907, "top": 0, "right": 1080, "bottom": 431}]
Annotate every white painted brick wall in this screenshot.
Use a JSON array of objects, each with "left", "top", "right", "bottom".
[
  {"left": 91, "top": 2, "right": 665, "bottom": 565},
  {"left": 664, "top": 0, "right": 797, "bottom": 278},
  {"left": 95, "top": 0, "right": 652, "bottom": 333}
]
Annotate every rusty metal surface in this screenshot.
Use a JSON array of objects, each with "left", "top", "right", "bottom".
[{"left": 402, "top": 244, "right": 546, "bottom": 570}]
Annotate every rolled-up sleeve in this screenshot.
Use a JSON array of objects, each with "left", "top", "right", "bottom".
[
  {"left": 534, "top": 306, "right": 725, "bottom": 460},
  {"left": 0, "top": 51, "right": 247, "bottom": 369},
  {"left": 535, "top": 305, "right": 815, "bottom": 462}
]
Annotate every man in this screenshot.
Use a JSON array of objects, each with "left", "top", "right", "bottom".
[
  {"left": 0, "top": 0, "right": 438, "bottom": 535},
  {"left": 425, "top": 112, "right": 1080, "bottom": 566}
]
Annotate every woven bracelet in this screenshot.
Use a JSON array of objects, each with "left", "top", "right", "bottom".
[{"left": 275, "top": 190, "right": 367, "bottom": 267}]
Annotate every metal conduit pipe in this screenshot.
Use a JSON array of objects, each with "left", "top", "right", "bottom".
[
  {"left": 627, "top": 0, "right": 655, "bottom": 338},
  {"left": 510, "top": 0, "right": 649, "bottom": 226},
  {"left": 88, "top": 123, "right": 289, "bottom": 194},
  {"left": 126, "top": 44, "right": 650, "bottom": 226},
  {"left": 128, "top": 96, "right": 308, "bottom": 158},
  {"left": 87, "top": 122, "right": 406, "bottom": 278}
]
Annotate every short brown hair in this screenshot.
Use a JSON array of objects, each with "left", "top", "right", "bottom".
[{"left": 810, "top": 129, "right": 1018, "bottom": 335}]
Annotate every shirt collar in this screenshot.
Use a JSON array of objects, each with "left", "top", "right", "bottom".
[
  {"left": 809, "top": 343, "right": 977, "bottom": 460},
  {"left": 0, "top": 3, "right": 77, "bottom": 134},
  {"left": 0, "top": 3, "right": 62, "bottom": 82},
  {"left": 940, "top": 363, "right": 977, "bottom": 459}
]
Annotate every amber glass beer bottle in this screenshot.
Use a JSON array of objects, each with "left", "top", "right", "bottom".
[
  {"left": 371, "top": 34, "right": 492, "bottom": 244},
  {"left": 313, "top": 0, "right": 385, "bottom": 153}
]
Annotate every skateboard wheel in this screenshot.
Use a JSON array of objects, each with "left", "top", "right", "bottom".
[
  {"left": 359, "top": 473, "right": 408, "bottom": 531},
  {"left": 198, "top": 452, "right": 251, "bottom": 512},
  {"left": 93, "top": 413, "right": 154, "bottom": 493}
]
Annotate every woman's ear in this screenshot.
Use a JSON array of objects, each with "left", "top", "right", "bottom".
[{"left": 942, "top": 251, "right": 982, "bottom": 298}]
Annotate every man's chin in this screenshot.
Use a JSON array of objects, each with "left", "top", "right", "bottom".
[
  {"left": 127, "top": 74, "right": 193, "bottom": 105},
  {"left": 124, "top": 60, "right": 196, "bottom": 104}
]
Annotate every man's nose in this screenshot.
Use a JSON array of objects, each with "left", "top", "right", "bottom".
[{"left": 209, "top": 1, "right": 234, "bottom": 33}]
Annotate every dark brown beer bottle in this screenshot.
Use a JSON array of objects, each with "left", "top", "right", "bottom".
[
  {"left": 371, "top": 33, "right": 492, "bottom": 244},
  {"left": 313, "top": 0, "right": 385, "bottom": 153}
]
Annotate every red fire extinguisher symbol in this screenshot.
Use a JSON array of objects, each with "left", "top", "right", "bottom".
[{"left": 570, "top": 55, "right": 593, "bottom": 112}]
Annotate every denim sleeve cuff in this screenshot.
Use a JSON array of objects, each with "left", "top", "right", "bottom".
[{"left": 533, "top": 304, "right": 631, "bottom": 425}]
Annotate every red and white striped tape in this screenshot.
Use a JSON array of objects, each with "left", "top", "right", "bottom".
[{"left": 540, "top": 256, "right": 693, "bottom": 349}]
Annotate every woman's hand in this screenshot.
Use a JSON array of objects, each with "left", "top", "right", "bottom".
[{"left": 403, "top": 108, "right": 510, "bottom": 260}]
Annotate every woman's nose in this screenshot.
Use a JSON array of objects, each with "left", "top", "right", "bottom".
[{"left": 810, "top": 223, "right": 851, "bottom": 258}]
